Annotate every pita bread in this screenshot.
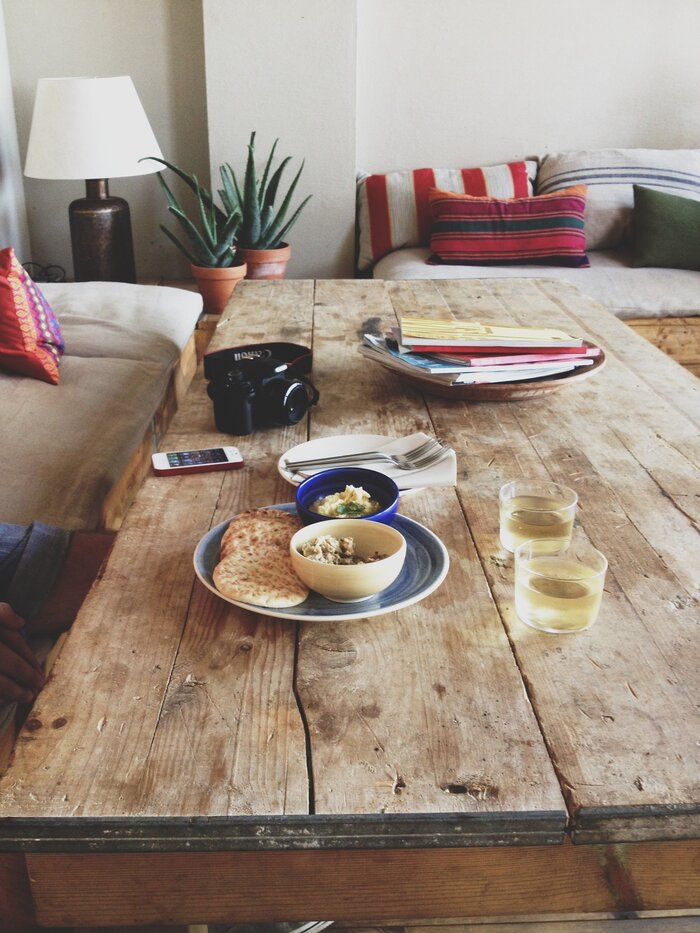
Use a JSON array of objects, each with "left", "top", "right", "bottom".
[{"left": 213, "top": 509, "right": 308, "bottom": 608}]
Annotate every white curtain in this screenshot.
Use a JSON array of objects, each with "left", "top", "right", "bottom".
[{"left": 0, "top": 0, "right": 29, "bottom": 260}]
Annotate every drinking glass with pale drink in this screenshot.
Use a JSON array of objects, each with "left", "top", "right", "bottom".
[
  {"left": 499, "top": 480, "right": 577, "bottom": 553},
  {"left": 499, "top": 479, "right": 608, "bottom": 633}
]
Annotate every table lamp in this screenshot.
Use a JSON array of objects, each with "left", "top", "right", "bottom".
[{"left": 24, "top": 76, "right": 163, "bottom": 283}]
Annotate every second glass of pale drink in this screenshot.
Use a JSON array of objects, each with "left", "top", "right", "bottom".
[
  {"left": 514, "top": 534, "right": 608, "bottom": 633},
  {"left": 499, "top": 479, "right": 577, "bottom": 553}
]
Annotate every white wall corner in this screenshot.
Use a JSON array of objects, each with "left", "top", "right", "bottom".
[{"left": 203, "top": 0, "right": 358, "bottom": 279}]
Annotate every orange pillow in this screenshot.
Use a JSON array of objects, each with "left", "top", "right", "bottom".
[{"left": 0, "top": 248, "right": 65, "bottom": 383}]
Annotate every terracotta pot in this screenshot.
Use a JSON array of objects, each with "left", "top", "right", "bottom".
[
  {"left": 191, "top": 261, "right": 247, "bottom": 314},
  {"left": 237, "top": 243, "right": 291, "bottom": 280}
]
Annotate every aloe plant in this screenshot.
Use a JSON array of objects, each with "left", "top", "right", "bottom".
[
  {"left": 146, "top": 156, "right": 241, "bottom": 267},
  {"left": 218, "top": 132, "right": 311, "bottom": 250}
]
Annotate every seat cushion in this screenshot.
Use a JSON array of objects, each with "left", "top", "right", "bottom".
[
  {"left": 42, "top": 282, "right": 202, "bottom": 366},
  {"left": 373, "top": 247, "right": 700, "bottom": 320},
  {"left": 0, "top": 356, "right": 170, "bottom": 529}
]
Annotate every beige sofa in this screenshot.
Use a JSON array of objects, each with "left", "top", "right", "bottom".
[
  {"left": 0, "top": 281, "right": 203, "bottom": 531},
  {"left": 360, "top": 148, "right": 700, "bottom": 376}
]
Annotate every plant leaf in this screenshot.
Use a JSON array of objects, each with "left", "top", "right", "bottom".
[
  {"left": 261, "top": 160, "right": 308, "bottom": 246},
  {"left": 145, "top": 155, "right": 226, "bottom": 226},
  {"left": 258, "top": 137, "right": 279, "bottom": 202},
  {"left": 218, "top": 164, "right": 242, "bottom": 215},
  {"left": 265, "top": 195, "right": 312, "bottom": 248},
  {"left": 262, "top": 156, "right": 292, "bottom": 213},
  {"left": 242, "top": 132, "right": 261, "bottom": 247},
  {"left": 158, "top": 224, "right": 201, "bottom": 266},
  {"left": 167, "top": 205, "right": 218, "bottom": 265}
]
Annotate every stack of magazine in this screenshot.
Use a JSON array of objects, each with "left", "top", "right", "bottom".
[{"left": 360, "top": 316, "right": 602, "bottom": 386}]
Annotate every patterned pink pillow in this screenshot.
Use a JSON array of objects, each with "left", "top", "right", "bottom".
[
  {"left": 356, "top": 160, "right": 537, "bottom": 270},
  {"left": 0, "top": 247, "right": 65, "bottom": 383}
]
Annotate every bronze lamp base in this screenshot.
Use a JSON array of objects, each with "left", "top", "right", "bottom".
[{"left": 69, "top": 178, "right": 136, "bottom": 282}]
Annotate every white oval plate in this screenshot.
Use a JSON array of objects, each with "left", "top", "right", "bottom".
[
  {"left": 278, "top": 433, "right": 392, "bottom": 487},
  {"left": 193, "top": 503, "right": 449, "bottom": 622}
]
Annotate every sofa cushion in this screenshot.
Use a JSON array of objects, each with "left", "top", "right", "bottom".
[
  {"left": 0, "top": 355, "right": 170, "bottom": 529},
  {"left": 41, "top": 281, "right": 202, "bottom": 365},
  {"left": 357, "top": 160, "right": 537, "bottom": 271},
  {"left": 632, "top": 185, "right": 700, "bottom": 272},
  {"left": 0, "top": 248, "right": 65, "bottom": 384},
  {"left": 372, "top": 247, "right": 700, "bottom": 320},
  {"left": 536, "top": 148, "right": 700, "bottom": 250},
  {"left": 428, "top": 186, "right": 589, "bottom": 268}
]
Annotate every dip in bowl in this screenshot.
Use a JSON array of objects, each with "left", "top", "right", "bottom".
[
  {"left": 295, "top": 468, "right": 400, "bottom": 525},
  {"left": 290, "top": 518, "right": 407, "bottom": 602}
]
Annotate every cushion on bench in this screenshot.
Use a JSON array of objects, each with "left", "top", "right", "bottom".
[
  {"left": 373, "top": 247, "right": 700, "bottom": 320},
  {"left": 0, "top": 356, "right": 170, "bottom": 530},
  {"left": 42, "top": 282, "right": 202, "bottom": 365}
]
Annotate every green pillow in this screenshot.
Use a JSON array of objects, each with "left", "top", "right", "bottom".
[{"left": 632, "top": 184, "right": 700, "bottom": 270}]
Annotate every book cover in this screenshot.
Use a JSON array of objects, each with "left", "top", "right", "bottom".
[
  {"left": 426, "top": 346, "right": 601, "bottom": 366},
  {"left": 361, "top": 336, "right": 593, "bottom": 385},
  {"left": 398, "top": 316, "right": 584, "bottom": 349}
]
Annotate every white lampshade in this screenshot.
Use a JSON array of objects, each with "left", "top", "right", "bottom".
[{"left": 24, "top": 76, "right": 163, "bottom": 180}]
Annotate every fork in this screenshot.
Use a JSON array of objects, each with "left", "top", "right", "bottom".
[{"left": 284, "top": 437, "right": 447, "bottom": 472}]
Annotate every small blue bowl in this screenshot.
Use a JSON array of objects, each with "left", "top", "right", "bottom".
[{"left": 295, "top": 468, "right": 400, "bottom": 525}]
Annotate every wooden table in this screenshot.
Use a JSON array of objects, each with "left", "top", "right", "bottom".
[{"left": 1, "top": 279, "right": 699, "bottom": 929}]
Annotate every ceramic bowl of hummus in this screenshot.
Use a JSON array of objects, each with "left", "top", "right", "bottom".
[
  {"left": 295, "top": 467, "right": 400, "bottom": 526},
  {"left": 289, "top": 518, "right": 407, "bottom": 602}
]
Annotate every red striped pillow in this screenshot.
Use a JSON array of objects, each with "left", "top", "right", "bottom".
[
  {"left": 356, "top": 160, "right": 537, "bottom": 270},
  {"left": 428, "top": 185, "right": 589, "bottom": 267}
]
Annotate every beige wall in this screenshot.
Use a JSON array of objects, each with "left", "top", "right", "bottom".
[
  {"left": 202, "top": 0, "right": 358, "bottom": 279},
  {"left": 4, "top": 1, "right": 700, "bottom": 280},
  {"left": 356, "top": 0, "right": 700, "bottom": 172},
  {"left": 5, "top": 0, "right": 208, "bottom": 280}
]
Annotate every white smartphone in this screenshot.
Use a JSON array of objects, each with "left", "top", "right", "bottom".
[{"left": 151, "top": 446, "right": 244, "bottom": 476}]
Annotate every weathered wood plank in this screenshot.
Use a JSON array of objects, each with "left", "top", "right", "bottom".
[
  {"left": 387, "top": 279, "right": 700, "bottom": 842},
  {"left": 626, "top": 314, "right": 700, "bottom": 375},
  {"left": 25, "top": 840, "right": 700, "bottom": 927},
  {"left": 304, "top": 281, "right": 565, "bottom": 829},
  {"left": 133, "top": 280, "right": 316, "bottom": 818}
]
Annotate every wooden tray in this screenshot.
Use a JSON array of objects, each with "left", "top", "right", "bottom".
[{"left": 384, "top": 347, "right": 606, "bottom": 401}]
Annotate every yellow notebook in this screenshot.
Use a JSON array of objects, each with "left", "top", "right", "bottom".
[{"left": 399, "top": 317, "right": 582, "bottom": 347}]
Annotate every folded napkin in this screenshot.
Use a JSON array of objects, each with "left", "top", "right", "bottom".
[{"left": 291, "top": 432, "right": 457, "bottom": 491}]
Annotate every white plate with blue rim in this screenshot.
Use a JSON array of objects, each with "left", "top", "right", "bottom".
[{"left": 193, "top": 503, "right": 450, "bottom": 622}]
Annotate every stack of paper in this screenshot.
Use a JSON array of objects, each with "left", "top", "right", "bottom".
[{"left": 360, "top": 317, "right": 601, "bottom": 386}]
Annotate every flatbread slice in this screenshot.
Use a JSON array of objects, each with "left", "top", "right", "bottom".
[
  {"left": 213, "top": 508, "right": 308, "bottom": 608},
  {"left": 220, "top": 508, "right": 301, "bottom": 559}
]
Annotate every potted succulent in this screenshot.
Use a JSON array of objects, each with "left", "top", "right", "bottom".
[
  {"left": 147, "top": 156, "right": 246, "bottom": 313},
  {"left": 219, "top": 131, "right": 311, "bottom": 279}
]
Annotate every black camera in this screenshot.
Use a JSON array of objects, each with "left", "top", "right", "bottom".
[{"left": 207, "top": 356, "right": 319, "bottom": 436}]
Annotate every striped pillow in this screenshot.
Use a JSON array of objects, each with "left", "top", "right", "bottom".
[
  {"left": 536, "top": 148, "right": 700, "bottom": 250},
  {"left": 428, "top": 186, "right": 589, "bottom": 268},
  {"left": 356, "top": 160, "right": 537, "bottom": 271},
  {"left": 0, "top": 247, "right": 65, "bottom": 383}
]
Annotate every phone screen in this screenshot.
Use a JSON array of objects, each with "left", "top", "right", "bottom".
[{"left": 165, "top": 448, "right": 229, "bottom": 467}]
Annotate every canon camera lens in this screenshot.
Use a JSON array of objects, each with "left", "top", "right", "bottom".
[{"left": 263, "top": 378, "right": 309, "bottom": 425}]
